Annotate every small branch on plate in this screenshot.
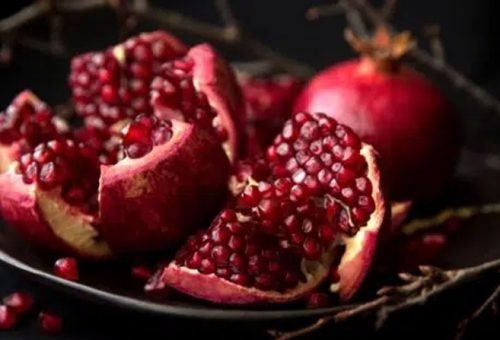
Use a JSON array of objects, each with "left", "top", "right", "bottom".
[
  {"left": 423, "top": 24, "right": 445, "bottom": 63},
  {"left": 269, "top": 259, "right": 500, "bottom": 340},
  {"left": 401, "top": 202, "right": 500, "bottom": 236},
  {"left": 454, "top": 284, "right": 500, "bottom": 340}
]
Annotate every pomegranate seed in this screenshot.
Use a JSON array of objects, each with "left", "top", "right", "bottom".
[
  {"left": 131, "top": 265, "right": 153, "bottom": 281},
  {"left": 38, "top": 311, "right": 62, "bottom": 335},
  {"left": 306, "top": 292, "right": 331, "bottom": 308},
  {"left": 0, "top": 305, "right": 17, "bottom": 330},
  {"left": 3, "top": 292, "right": 34, "bottom": 314},
  {"left": 54, "top": 257, "right": 79, "bottom": 281}
]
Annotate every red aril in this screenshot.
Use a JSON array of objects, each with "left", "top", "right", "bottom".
[
  {"left": 0, "top": 305, "right": 17, "bottom": 330},
  {"left": 2, "top": 292, "right": 34, "bottom": 314},
  {"left": 38, "top": 311, "right": 62, "bottom": 335},
  {"left": 54, "top": 257, "right": 79, "bottom": 281},
  {"left": 294, "top": 29, "right": 460, "bottom": 201}
]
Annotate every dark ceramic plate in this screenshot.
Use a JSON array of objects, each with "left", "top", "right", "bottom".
[{"left": 0, "top": 151, "right": 499, "bottom": 320}]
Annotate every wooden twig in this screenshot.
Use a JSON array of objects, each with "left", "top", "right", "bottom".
[
  {"left": 455, "top": 284, "right": 500, "bottom": 340},
  {"left": 344, "top": 0, "right": 500, "bottom": 115},
  {"left": 269, "top": 259, "right": 500, "bottom": 340}
]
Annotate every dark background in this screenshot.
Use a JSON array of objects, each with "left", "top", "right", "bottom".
[{"left": 1, "top": 0, "right": 500, "bottom": 338}]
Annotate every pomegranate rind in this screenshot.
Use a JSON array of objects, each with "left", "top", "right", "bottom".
[
  {"left": 160, "top": 257, "right": 329, "bottom": 305},
  {"left": 337, "top": 144, "right": 386, "bottom": 301},
  {"left": 187, "top": 44, "right": 244, "bottom": 162},
  {"left": 390, "top": 200, "right": 412, "bottom": 233},
  {"left": 0, "top": 167, "right": 112, "bottom": 258},
  {"left": 99, "top": 120, "right": 230, "bottom": 253},
  {"left": 0, "top": 144, "right": 22, "bottom": 174}
]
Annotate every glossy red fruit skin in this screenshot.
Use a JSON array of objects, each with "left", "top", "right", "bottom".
[
  {"left": 38, "top": 311, "right": 62, "bottom": 334},
  {"left": 0, "top": 305, "right": 17, "bottom": 330},
  {"left": 99, "top": 121, "right": 230, "bottom": 253},
  {"left": 294, "top": 59, "right": 461, "bottom": 201},
  {"left": 54, "top": 257, "right": 79, "bottom": 281},
  {"left": 238, "top": 73, "right": 303, "bottom": 157},
  {"left": 3, "top": 292, "right": 34, "bottom": 314}
]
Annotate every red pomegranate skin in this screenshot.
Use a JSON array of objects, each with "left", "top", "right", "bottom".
[{"left": 294, "top": 59, "right": 461, "bottom": 201}]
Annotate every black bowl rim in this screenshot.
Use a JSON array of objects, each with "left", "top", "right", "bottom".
[{"left": 0, "top": 248, "right": 354, "bottom": 320}]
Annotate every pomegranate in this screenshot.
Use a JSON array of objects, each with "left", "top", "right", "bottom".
[
  {"left": 0, "top": 31, "right": 238, "bottom": 256},
  {"left": 158, "top": 112, "right": 387, "bottom": 304},
  {"left": 0, "top": 305, "right": 17, "bottom": 330},
  {"left": 38, "top": 311, "right": 62, "bottom": 334},
  {"left": 294, "top": 29, "right": 460, "bottom": 201},
  {"left": 54, "top": 257, "right": 79, "bottom": 281},
  {"left": 236, "top": 71, "right": 303, "bottom": 157},
  {"left": 2, "top": 292, "right": 34, "bottom": 314},
  {"left": 70, "top": 32, "right": 243, "bottom": 161}
]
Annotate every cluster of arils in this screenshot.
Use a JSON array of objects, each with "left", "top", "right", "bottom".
[{"left": 0, "top": 30, "right": 389, "bottom": 306}]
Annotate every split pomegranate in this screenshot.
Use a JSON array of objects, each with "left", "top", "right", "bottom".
[
  {"left": 159, "top": 112, "right": 387, "bottom": 304},
  {"left": 0, "top": 31, "right": 238, "bottom": 256},
  {"left": 38, "top": 311, "right": 62, "bottom": 335},
  {"left": 236, "top": 71, "right": 303, "bottom": 157},
  {"left": 2, "top": 292, "right": 34, "bottom": 314},
  {"left": 70, "top": 33, "right": 243, "bottom": 161},
  {"left": 54, "top": 257, "right": 79, "bottom": 281},
  {"left": 294, "top": 29, "right": 460, "bottom": 201}
]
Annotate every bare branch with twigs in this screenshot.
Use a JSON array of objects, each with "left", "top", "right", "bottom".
[{"left": 269, "top": 259, "right": 500, "bottom": 340}]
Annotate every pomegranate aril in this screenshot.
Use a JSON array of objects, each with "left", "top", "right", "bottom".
[
  {"left": 39, "top": 311, "right": 62, "bottom": 335},
  {"left": 0, "top": 305, "right": 17, "bottom": 330},
  {"left": 54, "top": 257, "right": 79, "bottom": 281},
  {"left": 303, "top": 237, "right": 321, "bottom": 260},
  {"left": 306, "top": 292, "right": 331, "bottom": 309},
  {"left": 131, "top": 265, "right": 153, "bottom": 281},
  {"left": 3, "top": 292, "right": 34, "bottom": 314}
]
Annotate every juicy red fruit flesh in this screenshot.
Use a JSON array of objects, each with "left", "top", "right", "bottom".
[
  {"left": 17, "top": 139, "right": 100, "bottom": 212},
  {"left": 122, "top": 114, "right": 173, "bottom": 159},
  {"left": 151, "top": 58, "right": 226, "bottom": 141},
  {"left": 0, "top": 305, "right": 17, "bottom": 330},
  {"left": 69, "top": 32, "right": 187, "bottom": 124},
  {"left": 3, "top": 292, "right": 34, "bottom": 314},
  {"left": 174, "top": 209, "right": 306, "bottom": 292},
  {"left": 39, "top": 311, "right": 62, "bottom": 335},
  {"left": 54, "top": 257, "right": 79, "bottom": 281}
]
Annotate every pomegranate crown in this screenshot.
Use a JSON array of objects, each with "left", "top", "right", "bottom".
[{"left": 344, "top": 26, "right": 416, "bottom": 70}]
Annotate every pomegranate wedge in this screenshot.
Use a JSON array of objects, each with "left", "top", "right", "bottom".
[{"left": 158, "top": 112, "right": 387, "bottom": 304}]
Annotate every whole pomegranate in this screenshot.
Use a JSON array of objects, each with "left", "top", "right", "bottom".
[{"left": 294, "top": 29, "right": 461, "bottom": 201}]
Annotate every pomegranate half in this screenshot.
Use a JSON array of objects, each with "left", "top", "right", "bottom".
[
  {"left": 158, "top": 112, "right": 387, "bottom": 304},
  {"left": 294, "top": 29, "right": 461, "bottom": 201}
]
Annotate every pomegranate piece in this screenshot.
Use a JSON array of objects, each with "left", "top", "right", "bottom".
[
  {"left": 38, "top": 311, "right": 62, "bottom": 335},
  {"left": 69, "top": 31, "right": 187, "bottom": 124},
  {"left": 152, "top": 44, "right": 244, "bottom": 161},
  {"left": 2, "top": 292, "right": 34, "bottom": 314},
  {"left": 54, "top": 257, "right": 79, "bottom": 281},
  {"left": 159, "top": 112, "right": 387, "bottom": 304},
  {"left": 294, "top": 29, "right": 460, "bottom": 201},
  {"left": 99, "top": 118, "right": 230, "bottom": 253},
  {"left": 0, "top": 305, "right": 18, "bottom": 330}
]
